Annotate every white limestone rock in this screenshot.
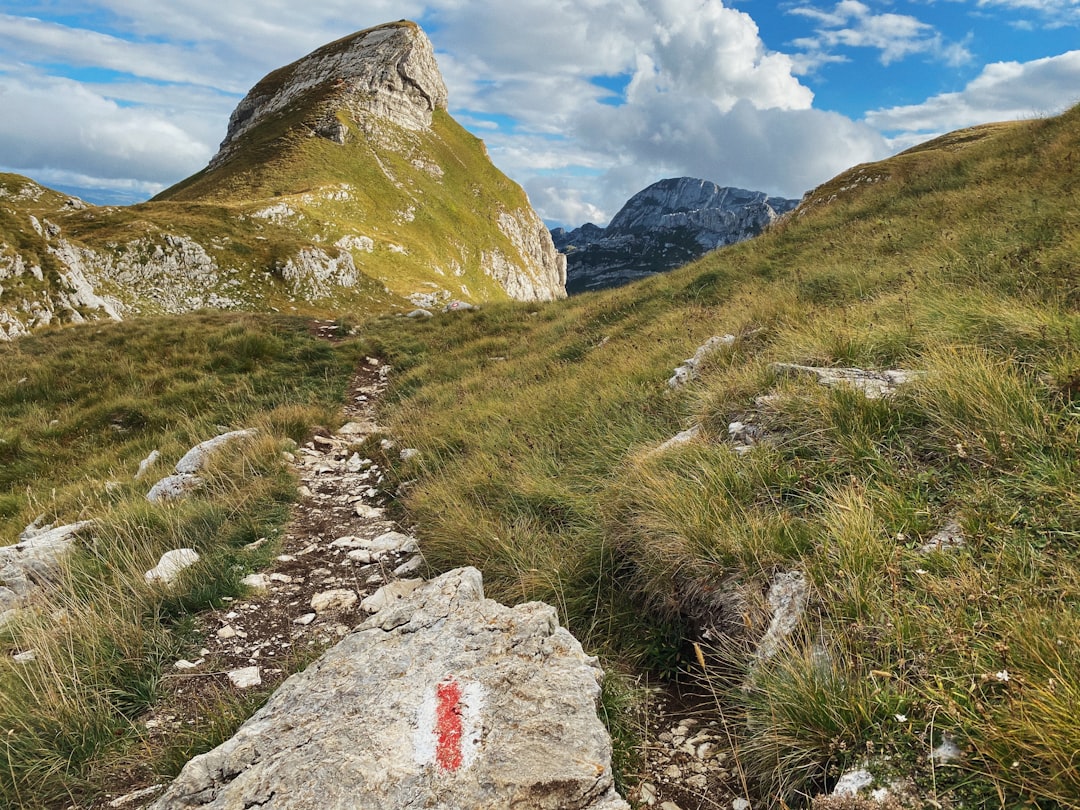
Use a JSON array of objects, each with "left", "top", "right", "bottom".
[
  {"left": 668, "top": 335, "right": 736, "bottom": 388},
  {"left": 652, "top": 425, "right": 703, "bottom": 455},
  {"left": 227, "top": 666, "right": 262, "bottom": 689},
  {"left": 359, "top": 578, "right": 424, "bottom": 613},
  {"left": 310, "top": 589, "right": 358, "bottom": 614},
  {"left": 145, "top": 549, "right": 200, "bottom": 586},
  {"left": 754, "top": 570, "right": 809, "bottom": 663},
  {"left": 147, "top": 430, "right": 256, "bottom": 503},
  {"left": 212, "top": 21, "right": 448, "bottom": 169},
  {"left": 919, "top": 520, "right": 965, "bottom": 554},
  {"left": 135, "top": 449, "right": 161, "bottom": 480},
  {"left": 0, "top": 521, "right": 95, "bottom": 618},
  {"left": 151, "top": 567, "right": 628, "bottom": 809},
  {"left": 770, "top": 363, "right": 924, "bottom": 399}
]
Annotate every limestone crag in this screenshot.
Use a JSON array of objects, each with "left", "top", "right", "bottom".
[
  {"left": 553, "top": 178, "right": 798, "bottom": 293},
  {"left": 211, "top": 22, "right": 448, "bottom": 168},
  {"left": 0, "top": 21, "right": 566, "bottom": 339},
  {"left": 151, "top": 567, "right": 628, "bottom": 810}
]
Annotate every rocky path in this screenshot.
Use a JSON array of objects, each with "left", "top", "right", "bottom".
[
  {"left": 101, "top": 344, "right": 748, "bottom": 810},
  {"left": 100, "top": 355, "right": 426, "bottom": 808}
]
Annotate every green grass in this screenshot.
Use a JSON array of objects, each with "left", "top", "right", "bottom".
[
  {"left": 363, "top": 104, "right": 1080, "bottom": 806},
  {"left": 4, "top": 103, "right": 1080, "bottom": 808},
  {"left": 0, "top": 312, "right": 360, "bottom": 807}
]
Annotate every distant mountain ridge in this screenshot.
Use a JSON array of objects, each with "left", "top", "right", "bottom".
[
  {"left": 552, "top": 177, "right": 799, "bottom": 293},
  {"left": 0, "top": 21, "right": 566, "bottom": 340}
]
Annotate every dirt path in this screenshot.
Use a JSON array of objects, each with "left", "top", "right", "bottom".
[
  {"left": 99, "top": 355, "right": 424, "bottom": 809},
  {"left": 100, "top": 346, "right": 745, "bottom": 810}
]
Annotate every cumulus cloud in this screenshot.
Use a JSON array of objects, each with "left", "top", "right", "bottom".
[
  {"left": 976, "top": 0, "right": 1080, "bottom": 26},
  {"left": 429, "top": 0, "right": 835, "bottom": 223},
  {"left": 866, "top": 50, "right": 1080, "bottom": 144},
  {"left": 0, "top": 1, "right": 965, "bottom": 224},
  {"left": 0, "top": 71, "right": 217, "bottom": 183},
  {"left": 791, "top": 1, "right": 972, "bottom": 68}
]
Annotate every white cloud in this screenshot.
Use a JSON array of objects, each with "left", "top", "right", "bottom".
[
  {"left": 0, "top": 14, "right": 243, "bottom": 91},
  {"left": 866, "top": 50, "right": 1080, "bottom": 139},
  {"left": 791, "top": 1, "right": 972, "bottom": 68},
  {"left": 0, "top": 71, "right": 215, "bottom": 183}
]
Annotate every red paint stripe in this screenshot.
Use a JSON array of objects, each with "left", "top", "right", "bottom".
[{"left": 435, "top": 678, "right": 463, "bottom": 771}]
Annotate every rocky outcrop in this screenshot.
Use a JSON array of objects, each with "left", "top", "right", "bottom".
[
  {"left": 0, "top": 21, "right": 566, "bottom": 340},
  {"left": 553, "top": 178, "right": 798, "bottom": 293},
  {"left": 1, "top": 520, "right": 95, "bottom": 624},
  {"left": 488, "top": 209, "right": 567, "bottom": 301},
  {"left": 151, "top": 567, "right": 628, "bottom": 810},
  {"left": 147, "top": 430, "right": 257, "bottom": 503},
  {"left": 211, "top": 22, "right": 448, "bottom": 168},
  {"left": 769, "top": 363, "right": 925, "bottom": 399}
]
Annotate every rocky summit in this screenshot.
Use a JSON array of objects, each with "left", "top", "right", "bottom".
[
  {"left": 0, "top": 21, "right": 566, "bottom": 341},
  {"left": 552, "top": 177, "right": 798, "bottom": 293}
]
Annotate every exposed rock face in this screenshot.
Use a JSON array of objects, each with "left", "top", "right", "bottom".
[
  {"left": 146, "top": 430, "right": 257, "bottom": 503},
  {"left": 212, "top": 22, "right": 449, "bottom": 168},
  {"left": 1, "top": 521, "right": 95, "bottom": 623},
  {"left": 152, "top": 567, "right": 627, "bottom": 809},
  {"left": 553, "top": 178, "right": 798, "bottom": 293},
  {"left": 769, "top": 363, "right": 925, "bottom": 399}
]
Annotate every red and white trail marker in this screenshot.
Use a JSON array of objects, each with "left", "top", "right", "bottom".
[{"left": 415, "top": 676, "right": 485, "bottom": 772}]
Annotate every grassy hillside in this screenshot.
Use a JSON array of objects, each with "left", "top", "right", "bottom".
[
  {"left": 0, "top": 313, "right": 361, "bottom": 806},
  {"left": 2, "top": 28, "right": 563, "bottom": 340},
  {"left": 2, "top": 105, "right": 1077, "bottom": 808},
  {"left": 363, "top": 105, "right": 1080, "bottom": 805}
]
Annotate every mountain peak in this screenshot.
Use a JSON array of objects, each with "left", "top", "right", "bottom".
[
  {"left": 606, "top": 177, "right": 790, "bottom": 234},
  {"left": 554, "top": 176, "right": 799, "bottom": 292},
  {"left": 211, "top": 21, "right": 448, "bottom": 168}
]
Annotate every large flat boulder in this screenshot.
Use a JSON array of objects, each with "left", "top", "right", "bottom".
[{"left": 152, "top": 567, "right": 628, "bottom": 809}]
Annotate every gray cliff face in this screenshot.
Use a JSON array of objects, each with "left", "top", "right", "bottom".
[
  {"left": 212, "top": 22, "right": 449, "bottom": 168},
  {"left": 554, "top": 177, "right": 799, "bottom": 293}
]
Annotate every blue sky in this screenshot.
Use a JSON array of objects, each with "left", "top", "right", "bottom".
[{"left": 1, "top": 1, "right": 1078, "bottom": 226}]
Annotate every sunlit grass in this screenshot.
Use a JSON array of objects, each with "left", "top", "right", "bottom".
[{"left": 0, "top": 312, "right": 359, "bottom": 806}]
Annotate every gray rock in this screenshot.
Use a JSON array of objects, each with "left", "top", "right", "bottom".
[
  {"left": 556, "top": 178, "right": 799, "bottom": 293},
  {"left": 145, "top": 549, "right": 200, "bottom": 586},
  {"left": 213, "top": 22, "right": 448, "bottom": 168},
  {"left": 405, "top": 308, "right": 433, "bottom": 319},
  {"left": 227, "top": 667, "right": 262, "bottom": 689},
  {"left": 152, "top": 567, "right": 628, "bottom": 809},
  {"left": 932, "top": 734, "right": 962, "bottom": 764},
  {"left": 442, "top": 300, "right": 478, "bottom": 312},
  {"left": 0, "top": 521, "right": 95, "bottom": 618},
  {"left": 310, "top": 589, "right": 358, "bottom": 613},
  {"left": 668, "top": 335, "right": 735, "bottom": 388},
  {"left": 653, "top": 425, "right": 702, "bottom": 455},
  {"left": 135, "top": 449, "right": 161, "bottom": 480},
  {"left": 147, "top": 430, "right": 256, "bottom": 503},
  {"left": 754, "top": 570, "right": 809, "bottom": 663},
  {"left": 770, "top": 363, "right": 924, "bottom": 399},
  {"left": 359, "top": 578, "right": 424, "bottom": 613},
  {"left": 919, "top": 520, "right": 965, "bottom": 553},
  {"left": 832, "top": 767, "right": 875, "bottom": 796}
]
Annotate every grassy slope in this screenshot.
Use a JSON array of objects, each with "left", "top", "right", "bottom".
[
  {"left": 364, "top": 107, "right": 1080, "bottom": 805},
  {"left": 150, "top": 99, "right": 539, "bottom": 303},
  {"left": 3, "top": 107, "right": 1077, "bottom": 808},
  {"left": 0, "top": 313, "right": 362, "bottom": 807}
]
